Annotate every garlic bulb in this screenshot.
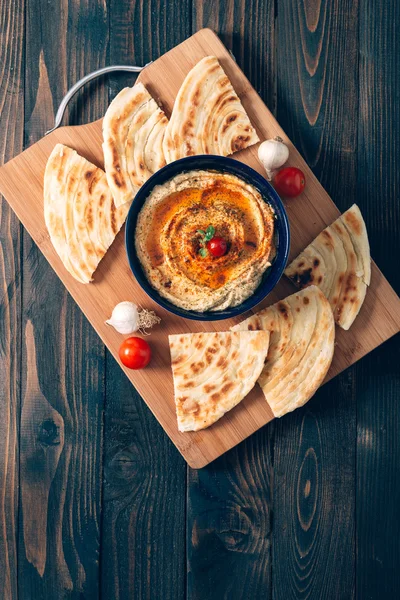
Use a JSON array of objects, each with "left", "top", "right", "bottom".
[
  {"left": 106, "top": 302, "right": 160, "bottom": 334},
  {"left": 258, "top": 137, "right": 289, "bottom": 180}
]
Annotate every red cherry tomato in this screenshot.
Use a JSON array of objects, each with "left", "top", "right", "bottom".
[
  {"left": 273, "top": 167, "right": 306, "bottom": 198},
  {"left": 206, "top": 236, "right": 228, "bottom": 257},
  {"left": 119, "top": 337, "right": 151, "bottom": 369}
]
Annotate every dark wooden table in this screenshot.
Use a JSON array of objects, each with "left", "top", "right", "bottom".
[{"left": 1, "top": 1, "right": 399, "bottom": 598}]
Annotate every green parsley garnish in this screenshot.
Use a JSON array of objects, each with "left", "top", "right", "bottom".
[{"left": 196, "top": 225, "right": 216, "bottom": 258}]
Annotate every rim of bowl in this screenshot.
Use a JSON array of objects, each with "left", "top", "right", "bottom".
[{"left": 125, "top": 155, "right": 290, "bottom": 321}]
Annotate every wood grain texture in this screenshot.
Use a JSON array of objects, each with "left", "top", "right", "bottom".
[
  {"left": 187, "top": 434, "right": 273, "bottom": 599},
  {"left": 17, "top": 0, "right": 108, "bottom": 596},
  {"left": 188, "top": 4, "right": 275, "bottom": 598},
  {"left": 273, "top": 381, "right": 356, "bottom": 600},
  {"left": 272, "top": 1, "right": 359, "bottom": 597},
  {"left": 356, "top": 1, "right": 400, "bottom": 597},
  {"left": 0, "top": 29, "right": 398, "bottom": 469},
  {"left": 102, "top": 365, "right": 186, "bottom": 600},
  {"left": 100, "top": 2, "right": 188, "bottom": 598},
  {"left": 0, "top": 0, "right": 24, "bottom": 598}
]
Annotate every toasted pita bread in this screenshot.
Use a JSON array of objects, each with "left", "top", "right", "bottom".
[
  {"left": 231, "top": 287, "right": 334, "bottom": 417},
  {"left": 169, "top": 330, "right": 270, "bottom": 431},
  {"left": 163, "top": 56, "right": 259, "bottom": 162},
  {"left": 44, "top": 144, "right": 129, "bottom": 283},
  {"left": 285, "top": 205, "right": 371, "bottom": 330},
  {"left": 102, "top": 82, "right": 168, "bottom": 207}
]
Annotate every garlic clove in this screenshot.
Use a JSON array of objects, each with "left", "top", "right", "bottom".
[
  {"left": 106, "top": 301, "right": 140, "bottom": 334},
  {"left": 258, "top": 137, "right": 289, "bottom": 181},
  {"left": 105, "top": 301, "right": 160, "bottom": 335}
]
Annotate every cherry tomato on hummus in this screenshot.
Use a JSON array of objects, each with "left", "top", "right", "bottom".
[{"left": 206, "top": 236, "right": 228, "bottom": 258}]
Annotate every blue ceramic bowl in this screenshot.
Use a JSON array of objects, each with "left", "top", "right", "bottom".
[{"left": 125, "top": 155, "right": 290, "bottom": 321}]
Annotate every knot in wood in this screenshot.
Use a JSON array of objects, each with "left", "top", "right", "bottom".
[{"left": 38, "top": 419, "right": 61, "bottom": 446}]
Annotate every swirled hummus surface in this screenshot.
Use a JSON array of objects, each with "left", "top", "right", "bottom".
[{"left": 135, "top": 170, "right": 275, "bottom": 311}]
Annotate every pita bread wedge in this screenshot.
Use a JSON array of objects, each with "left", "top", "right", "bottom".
[
  {"left": 285, "top": 205, "right": 371, "bottom": 330},
  {"left": 163, "top": 56, "right": 259, "bottom": 162},
  {"left": 44, "top": 144, "right": 129, "bottom": 284},
  {"left": 169, "top": 330, "right": 270, "bottom": 431},
  {"left": 231, "top": 287, "right": 335, "bottom": 417},
  {"left": 103, "top": 82, "right": 168, "bottom": 207}
]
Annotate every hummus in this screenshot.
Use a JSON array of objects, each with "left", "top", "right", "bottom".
[{"left": 135, "top": 170, "right": 275, "bottom": 311}]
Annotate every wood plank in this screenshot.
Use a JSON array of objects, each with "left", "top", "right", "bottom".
[
  {"left": 102, "top": 373, "right": 187, "bottom": 600},
  {"left": 188, "top": 4, "right": 275, "bottom": 599},
  {"left": 17, "top": 0, "right": 108, "bottom": 597},
  {"left": 273, "top": 381, "right": 356, "bottom": 599},
  {"left": 0, "top": 29, "right": 398, "bottom": 468},
  {"left": 0, "top": 0, "right": 24, "bottom": 598},
  {"left": 356, "top": 0, "right": 400, "bottom": 596},
  {"left": 187, "top": 435, "right": 274, "bottom": 599},
  {"left": 100, "top": 2, "right": 188, "bottom": 598},
  {"left": 272, "top": 0, "right": 358, "bottom": 597}
]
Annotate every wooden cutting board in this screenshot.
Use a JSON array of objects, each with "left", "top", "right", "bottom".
[{"left": 0, "top": 29, "right": 399, "bottom": 468}]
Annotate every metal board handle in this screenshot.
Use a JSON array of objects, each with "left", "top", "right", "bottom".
[{"left": 45, "top": 63, "right": 152, "bottom": 135}]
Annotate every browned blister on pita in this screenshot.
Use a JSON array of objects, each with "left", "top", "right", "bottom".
[
  {"left": 231, "top": 286, "right": 335, "bottom": 417},
  {"left": 169, "top": 330, "right": 270, "bottom": 431},
  {"left": 44, "top": 144, "right": 129, "bottom": 283},
  {"left": 163, "top": 56, "right": 259, "bottom": 162},
  {"left": 103, "top": 82, "right": 169, "bottom": 207},
  {"left": 284, "top": 205, "right": 371, "bottom": 330}
]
